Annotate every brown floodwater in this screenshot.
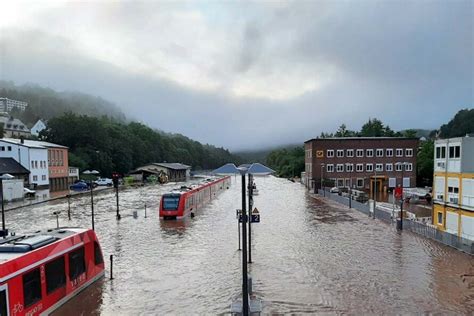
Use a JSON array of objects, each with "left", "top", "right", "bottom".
[{"left": 7, "top": 177, "right": 474, "bottom": 314}]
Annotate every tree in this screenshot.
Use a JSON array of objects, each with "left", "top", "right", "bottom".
[
  {"left": 417, "top": 140, "right": 434, "bottom": 187},
  {"left": 439, "top": 109, "right": 474, "bottom": 138},
  {"left": 360, "top": 118, "right": 386, "bottom": 137}
]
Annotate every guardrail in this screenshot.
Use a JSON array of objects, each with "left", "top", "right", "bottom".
[{"left": 317, "top": 189, "right": 473, "bottom": 255}]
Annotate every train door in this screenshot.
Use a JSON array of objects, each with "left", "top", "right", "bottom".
[{"left": 0, "top": 284, "right": 9, "bottom": 316}]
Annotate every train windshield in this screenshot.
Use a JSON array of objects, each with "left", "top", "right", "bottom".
[{"left": 162, "top": 195, "right": 180, "bottom": 210}]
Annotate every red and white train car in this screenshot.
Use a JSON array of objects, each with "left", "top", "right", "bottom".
[
  {"left": 0, "top": 228, "right": 105, "bottom": 316},
  {"left": 159, "top": 176, "right": 231, "bottom": 219}
]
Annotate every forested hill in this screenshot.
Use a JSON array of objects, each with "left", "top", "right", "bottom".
[
  {"left": 0, "top": 81, "right": 126, "bottom": 125},
  {"left": 40, "top": 113, "right": 240, "bottom": 175}
]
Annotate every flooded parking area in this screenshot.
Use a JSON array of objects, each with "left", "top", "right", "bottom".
[{"left": 7, "top": 177, "right": 473, "bottom": 314}]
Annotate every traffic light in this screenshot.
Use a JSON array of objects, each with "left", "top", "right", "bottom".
[{"left": 112, "top": 172, "right": 120, "bottom": 188}]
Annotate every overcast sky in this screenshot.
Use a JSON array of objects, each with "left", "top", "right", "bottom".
[{"left": 1, "top": 1, "right": 472, "bottom": 151}]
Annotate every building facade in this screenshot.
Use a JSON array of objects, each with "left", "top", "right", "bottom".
[
  {"left": 304, "top": 137, "right": 419, "bottom": 194},
  {"left": 0, "top": 115, "right": 31, "bottom": 138},
  {"left": 40, "top": 142, "right": 69, "bottom": 191},
  {"left": 0, "top": 98, "right": 28, "bottom": 112},
  {"left": 31, "top": 119, "right": 47, "bottom": 136},
  {"left": 0, "top": 138, "right": 49, "bottom": 188},
  {"left": 432, "top": 136, "right": 474, "bottom": 241}
]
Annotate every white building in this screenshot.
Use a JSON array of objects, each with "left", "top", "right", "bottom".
[
  {"left": 0, "top": 98, "right": 28, "bottom": 112},
  {"left": 0, "top": 138, "right": 49, "bottom": 188},
  {"left": 0, "top": 114, "right": 31, "bottom": 138},
  {"left": 31, "top": 119, "right": 47, "bottom": 136}
]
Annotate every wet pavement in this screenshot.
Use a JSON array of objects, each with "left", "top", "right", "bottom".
[{"left": 7, "top": 176, "right": 474, "bottom": 314}]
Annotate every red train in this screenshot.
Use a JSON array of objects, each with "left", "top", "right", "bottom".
[
  {"left": 159, "top": 176, "right": 231, "bottom": 219},
  {"left": 0, "top": 228, "right": 105, "bottom": 316}
]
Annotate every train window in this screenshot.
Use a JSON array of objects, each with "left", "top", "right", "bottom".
[
  {"left": 94, "top": 242, "right": 104, "bottom": 265},
  {"left": 163, "top": 195, "right": 180, "bottom": 210},
  {"left": 69, "top": 247, "right": 86, "bottom": 280},
  {"left": 46, "top": 256, "right": 66, "bottom": 294},
  {"left": 0, "top": 289, "right": 7, "bottom": 316},
  {"left": 23, "top": 268, "right": 42, "bottom": 307}
]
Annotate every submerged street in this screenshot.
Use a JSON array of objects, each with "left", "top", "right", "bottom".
[{"left": 7, "top": 177, "right": 473, "bottom": 314}]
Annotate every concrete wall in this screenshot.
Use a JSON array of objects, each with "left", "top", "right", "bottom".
[{"left": 2, "top": 179, "right": 24, "bottom": 202}]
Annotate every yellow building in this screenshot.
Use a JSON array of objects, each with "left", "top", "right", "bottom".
[{"left": 432, "top": 136, "right": 474, "bottom": 241}]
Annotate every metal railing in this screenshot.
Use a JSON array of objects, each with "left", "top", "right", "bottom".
[{"left": 317, "top": 189, "right": 473, "bottom": 255}]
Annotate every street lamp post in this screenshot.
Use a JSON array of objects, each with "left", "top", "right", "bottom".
[
  {"left": 396, "top": 162, "right": 408, "bottom": 230},
  {"left": 248, "top": 173, "right": 253, "bottom": 264},
  {"left": 347, "top": 164, "right": 352, "bottom": 208},
  {"left": 0, "top": 173, "right": 14, "bottom": 238},
  {"left": 83, "top": 170, "right": 100, "bottom": 231},
  {"left": 240, "top": 170, "right": 249, "bottom": 316},
  {"left": 373, "top": 165, "right": 377, "bottom": 219},
  {"left": 320, "top": 163, "right": 325, "bottom": 197}
]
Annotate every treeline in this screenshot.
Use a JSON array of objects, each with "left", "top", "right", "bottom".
[
  {"left": 265, "top": 109, "right": 474, "bottom": 185},
  {"left": 266, "top": 147, "right": 304, "bottom": 178},
  {"left": 0, "top": 81, "right": 126, "bottom": 126},
  {"left": 40, "top": 113, "right": 240, "bottom": 176}
]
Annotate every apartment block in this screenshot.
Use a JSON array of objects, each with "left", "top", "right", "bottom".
[
  {"left": 0, "top": 98, "right": 28, "bottom": 112},
  {"left": 432, "top": 136, "right": 474, "bottom": 240},
  {"left": 304, "top": 137, "right": 418, "bottom": 195}
]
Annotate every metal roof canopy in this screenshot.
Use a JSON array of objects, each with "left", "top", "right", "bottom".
[{"left": 212, "top": 163, "right": 274, "bottom": 175}]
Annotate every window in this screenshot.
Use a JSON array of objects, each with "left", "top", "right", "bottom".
[
  {"left": 162, "top": 195, "right": 180, "bottom": 210},
  {"left": 23, "top": 268, "right": 42, "bottom": 307},
  {"left": 449, "top": 145, "right": 461, "bottom": 158},
  {"left": 376, "top": 149, "right": 383, "bottom": 157},
  {"left": 346, "top": 164, "right": 353, "bottom": 172},
  {"left": 366, "top": 164, "right": 373, "bottom": 172},
  {"left": 386, "top": 149, "right": 393, "bottom": 157},
  {"left": 376, "top": 164, "right": 383, "bottom": 172},
  {"left": 7, "top": 146, "right": 11, "bottom": 151},
  {"left": 395, "top": 163, "right": 403, "bottom": 171},
  {"left": 346, "top": 149, "right": 354, "bottom": 157},
  {"left": 396, "top": 148, "right": 403, "bottom": 157},
  {"left": 337, "top": 179, "right": 344, "bottom": 187},
  {"left": 436, "top": 146, "right": 446, "bottom": 159},
  {"left": 326, "top": 164, "right": 334, "bottom": 173},
  {"left": 336, "top": 149, "right": 344, "bottom": 158},
  {"left": 69, "top": 247, "right": 86, "bottom": 280},
  {"left": 448, "top": 186, "right": 459, "bottom": 194},
  {"left": 94, "top": 242, "right": 104, "bottom": 265},
  {"left": 31, "top": 161, "right": 34, "bottom": 169},
  {"left": 336, "top": 164, "right": 344, "bottom": 172},
  {"left": 356, "top": 178, "right": 364, "bottom": 188},
  {"left": 386, "top": 163, "right": 393, "bottom": 172},
  {"left": 0, "top": 146, "right": 4, "bottom": 151},
  {"left": 345, "top": 178, "right": 351, "bottom": 188},
  {"left": 437, "top": 212, "right": 443, "bottom": 224},
  {"left": 405, "top": 163, "right": 413, "bottom": 172},
  {"left": 356, "top": 164, "right": 363, "bottom": 172},
  {"left": 46, "top": 256, "right": 66, "bottom": 294},
  {"left": 366, "top": 149, "right": 373, "bottom": 157},
  {"left": 42, "top": 175, "right": 46, "bottom": 181},
  {"left": 0, "top": 288, "right": 7, "bottom": 316},
  {"left": 406, "top": 148, "right": 413, "bottom": 157},
  {"left": 33, "top": 176, "right": 38, "bottom": 181},
  {"left": 356, "top": 149, "right": 364, "bottom": 157}
]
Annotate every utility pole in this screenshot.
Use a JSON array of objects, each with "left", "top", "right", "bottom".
[
  {"left": 248, "top": 173, "right": 253, "bottom": 263},
  {"left": 240, "top": 172, "right": 249, "bottom": 316}
]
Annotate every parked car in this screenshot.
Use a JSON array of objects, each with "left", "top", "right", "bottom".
[
  {"left": 23, "top": 187, "right": 36, "bottom": 198},
  {"left": 70, "top": 181, "right": 90, "bottom": 191},
  {"left": 94, "top": 178, "right": 113, "bottom": 186},
  {"left": 330, "top": 187, "right": 339, "bottom": 193}
]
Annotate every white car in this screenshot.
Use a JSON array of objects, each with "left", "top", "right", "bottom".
[
  {"left": 94, "top": 178, "right": 113, "bottom": 186},
  {"left": 24, "top": 187, "right": 36, "bottom": 197},
  {"left": 330, "top": 187, "right": 339, "bottom": 193}
]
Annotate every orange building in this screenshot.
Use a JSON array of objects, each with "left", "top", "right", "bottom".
[{"left": 39, "top": 142, "right": 70, "bottom": 191}]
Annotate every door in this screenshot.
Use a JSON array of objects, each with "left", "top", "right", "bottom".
[{"left": 0, "top": 284, "right": 9, "bottom": 316}]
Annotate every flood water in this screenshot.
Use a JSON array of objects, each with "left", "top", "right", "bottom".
[{"left": 7, "top": 176, "right": 474, "bottom": 314}]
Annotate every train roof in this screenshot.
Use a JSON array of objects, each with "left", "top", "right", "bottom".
[
  {"left": 163, "top": 176, "right": 229, "bottom": 196},
  {"left": 0, "top": 227, "right": 88, "bottom": 263}
]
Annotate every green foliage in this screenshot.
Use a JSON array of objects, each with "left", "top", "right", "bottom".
[
  {"left": 334, "top": 124, "right": 357, "bottom": 137},
  {"left": 417, "top": 140, "right": 434, "bottom": 187},
  {"left": 439, "top": 109, "right": 474, "bottom": 138},
  {"left": 40, "top": 113, "right": 240, "bottom": 176},
  {"left": 266, "top": 147, "right": 304, "bottom": 178},
  {"left": 0, "top": 123, "right": 4, "bottom": 138},
  {"left": 359, "top": 118, "right": 395, "bottom": 137}
]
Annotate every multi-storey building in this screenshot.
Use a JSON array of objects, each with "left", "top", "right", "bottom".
[
  {"left": 40, "top": 141, "right": 69, "bottom": 191},
  {"left": 304, "top": 137, "right": 419, "bottom": 195},
  {"left": 0, "top": 98, "right": 28, "bottom": 112},
  {"left": 0, "top": 138, "right": 49, "bottom": 188},
  {"left": 432, "top": 136, "right": 474, "bottom": 240},
  {"left": 0, "top": 115, "right": 31, "bottom": 138}
]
